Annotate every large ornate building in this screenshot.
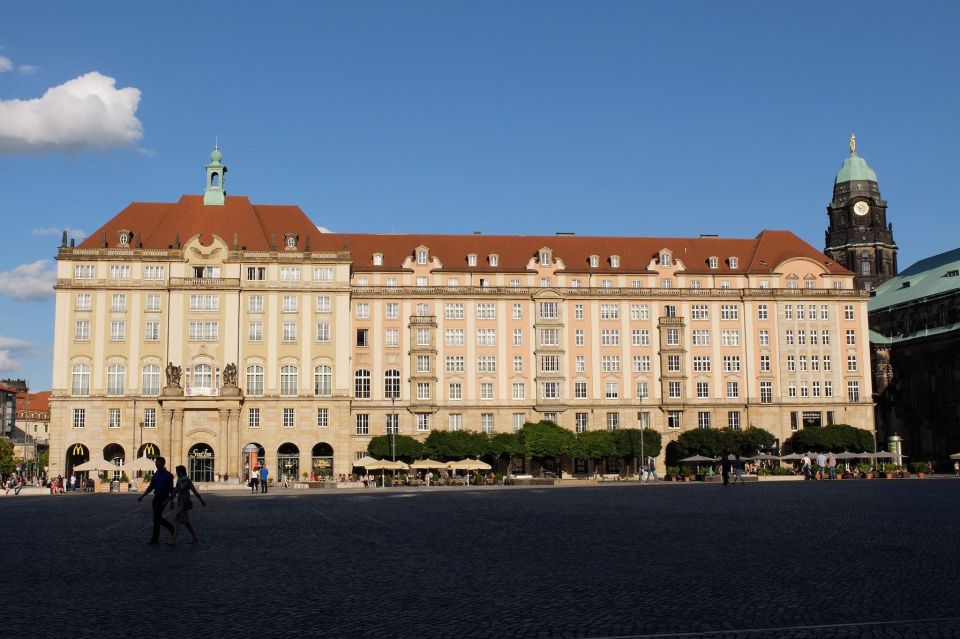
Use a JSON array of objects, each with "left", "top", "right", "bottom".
[
  {"left": 870, "top": 248, "right": 960, "bottom": 467},
  {"left": 824, "top": 136, "right": 898, "bottom": 291},
  {"left": 48, "top": 147, "right": 875, "bottom": 481}
]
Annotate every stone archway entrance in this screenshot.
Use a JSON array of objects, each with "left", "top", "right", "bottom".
[
  {"left": 188, "top": 443, "right": 215, "bottom": 482},
  {"left": 65, "top": 443, "right": 89, "bottom": 478},
  {"left": 311, "top": 442, "right": 334, "bottom": 479}
]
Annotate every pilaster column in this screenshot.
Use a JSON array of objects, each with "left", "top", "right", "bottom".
[
  {"left": 162, "top": 408, "right": 175, "bottom": 462},
  {"left": 218, "top": 408, "right": 230, "bottom": 478},
  {"left": 172, "top": 409, "right": 185, "bottom": 466},
  {"left": 228, "top": 409, "right": 241, "bottom": 481}
]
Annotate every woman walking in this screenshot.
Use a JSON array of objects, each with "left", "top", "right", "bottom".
[{"left": 168, "top": 465, "right": 206, "bottom": 545}]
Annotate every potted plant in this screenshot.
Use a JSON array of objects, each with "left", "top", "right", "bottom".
[
  {"left": 856, "top": 462, "right": 873, "bottom": 479},
  {"left": 910, "top": 462, "right": 929, "bottom": 479},
  {"left": 665, "top": 466, "right": 680, "bottom": 482},
  {"left": 881, "top": 463, "right": 896, "bottom": 479}
]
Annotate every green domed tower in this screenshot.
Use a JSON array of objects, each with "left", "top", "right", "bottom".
[
  {"left": 824, "top": 135, "right": 898, "bottom": 290},
  {"left": 203, "top": 142, "right": 227, "bottom": 206}
]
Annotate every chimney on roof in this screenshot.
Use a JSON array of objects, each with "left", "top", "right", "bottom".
[
  {"left": 101, "top": 232, "right": 108, "bottom": 248},
  {"left": 270, "top": 234, "right": 277, "bottom": 251},
  {"left": 69, "top": 238, "right": 75, "bottom": 248},
  {"left": 232, "top": 233, "right": 239, "bottom": 250},
  {"left": 555, "top": 232, "right": 575, "bottom": 236},
  {"left": 474, "top": 231, "right": 482, "bottom": 235},
  {"left": 174, "top": 232, "right": 181, "bottom": 249},
  {"left": 305, "top": 235, "right": 311, "bottom": 251},
  {"left": 60, "top": 231, "right": 67, "bottom": 247},
  {"left": 136, "top": 232, "right": 142, "bottom": 248}
]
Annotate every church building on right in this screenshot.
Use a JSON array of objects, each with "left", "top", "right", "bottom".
[{"left": 824, "top": 136, "right": 898, "bottom": 291}]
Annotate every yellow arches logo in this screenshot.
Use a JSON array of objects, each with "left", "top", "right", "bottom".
[
  {"left": 71, "top": 444, "right": 86, "bottom": 456},
  {"left": 142, "top": 443, "right": 157, "bottom": 456}
]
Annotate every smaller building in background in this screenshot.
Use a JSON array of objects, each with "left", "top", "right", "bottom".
[
  {"left": 0, "top": 380, "right": 17, "bottom": 440},
  {"left": 870, "top": 247, "right": 960, "bottom": 467}
]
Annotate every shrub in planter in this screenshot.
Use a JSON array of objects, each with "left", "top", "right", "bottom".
[
  {"left": 665, "top": 466, "right": 680, "bottom": 481},
  {"left": 910, "top": 462, "right": 929, "bottom": 476},
  {"left": 856, "top": 462, "right": 872, "bottom": 477},
  {"left": 772, "top": 466, "right": 792, "bottom": 476},
  {"left": 119, "top": 472, "right": 129, "bottom": 483}
]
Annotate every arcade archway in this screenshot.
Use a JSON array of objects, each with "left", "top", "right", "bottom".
[
  {"left": 277, "top": 443, "right": 300, "bottom": 481},
  {"left": 311, "top": 442, "right": 334, "bottom": 479},
  {"left": 188, "top": 443, "right": 215, "bottom": 482}
]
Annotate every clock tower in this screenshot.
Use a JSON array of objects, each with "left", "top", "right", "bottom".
[{"left": 824, "top": 135, "right": 898, "bottom": 290}]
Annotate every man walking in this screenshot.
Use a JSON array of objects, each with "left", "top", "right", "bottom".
[
  {"left": 721, "top": 454, "right": 731, "bottom": 486},
  {"left": 138, "top": 457, "right": 175, "bottom": 545},
  {"left": 259, "top": 463, "right": 269, "bottom": 493},
  {"left": 644, "top": 456, "right": 659, "bottom": 483}
]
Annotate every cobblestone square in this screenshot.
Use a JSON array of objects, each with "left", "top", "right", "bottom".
[{"left": 4, "top": 480, "right": 959, "bottom": 638}]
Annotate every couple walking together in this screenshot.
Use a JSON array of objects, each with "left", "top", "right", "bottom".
[{"left": 139, "top": 457, "right": 206, "bottom": 545}]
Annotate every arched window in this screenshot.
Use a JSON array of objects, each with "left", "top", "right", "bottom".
[
  {"left": 142, "top": 364, "right": 160, "bottom": 396},
  {"left": 107, "top": 364, "right": 126, "bottom": 396},
  {"left": 384, "top": 369, "right": 400, "bottom": 399},
  {"left": 280, "top": 365, "right": 298, "bottom": 397},
  {"left": 314, "top": 365, "right": 332, "bottom": 397},
  {"left": 354, "top": 369, "right": 371, "bottom": 399},
  {"left": 71, "top": 363, "right": 90, "bottom": 396},
  {"left": 246, "top": 364, "right": 264, "bottom": 396}
]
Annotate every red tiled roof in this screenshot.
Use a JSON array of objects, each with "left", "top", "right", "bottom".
[
  {"left": 342, "top": 230, "right": 849, "bottom": 275},
  {"left": 76, "top": 195, "right": 849, "bottom": 276},
  {"left": 16, "top": 390, "right": 51, "bottom": 413},
  {"left": 78, "top": 195, "right": 330, "bottom": 252}
]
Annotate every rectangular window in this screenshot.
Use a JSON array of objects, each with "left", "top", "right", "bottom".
[
  {"left": 73, "top": 408, "right": 86, "bottom": 428},
  {"left": 316, "top": 323, "right": 331, "bottom": 342},
  {"left": 248, "top": 408, "right": 260, "bottom": 429},
  {"left": 760, "top": 381, "right": 772, "bottom": 404},
  {"left": 356, "top": 329, "right": 369, "bottom": 347},
  {"left": 602, "top": 356, "right": 621, "bottom": 373},
  {"left": 143, "top": 408, "right": 157, "bottom": 429},
  {"left": 825, "top": 381, "right": 833, "bottom": 397},
  {"left": 513, "top": 356, "right": 523, "bottom": 373},
  {"left": 692, "top": 330, "right": 710, "bottom": 346},
  {"left": 784, "top": 305, "right": 793, "bottom": 320},
  {"left": 846, "top": 330, "right": 856, "bottom": 345},
  {"left": 445, "top": 356, "right": 465, "bottom": 374},
  {"left": 110, "top": 321, "right": 126, "bottom": 342},
  {"left": 75, "top": 320, "right": 90, "bottom": 341},
  {"left": 698, "top": 412, "right": 711, "bottom": 429},
  {"left": 574, "top": 382, "right": 587, "bottom": 399},
  {"left": 786, "top": 330, "right": 794, "bottom": 345},
  {"left": 477, "top": 356, "right": 497, "bottom": 373},
  {"left": 385, "top": 413, "right": 398, "bottom": 434},
  {"left": 512, "top": 328, "right": 523, "bottom": 346},
  {"left": 476, "top": 328, "right": 496, "bottom": 346},
  {"left": 606, "top": 413, "right": 620, "bottom": 431},
  {"left": 847, "top": 381, "right": 860, "bottom": 402},
  {"left": 356, "top": 303, "right": 370, "bottom": 319},
  {"left": 760, "top": 354, "right": 770, "bottom": 372},
  {"left": 636, "top": 381, "right": 649, "bottom": 399},
  {"left": 108, "top": 408, "right": 121, "bottom": 429},
  {"left": 787, "top": 355, "right": 796, "bottom": 371},
  {"left": 575, "top": 329, "right": 585, "bottom": 346},
  {"left": 75, "top": 293, "right": 92, "bottom": 311},
  {"left": 417, "top": 413, "right": 430, "bottom": 432},
  {"left": 788, "top": 382, "right": 797, "bottom": 397},
  {"left": 111, "top": 293, "right": 127, "bottom": 312},
  {"left": 280, "top": 267, "right": 301, "bottom": 282},
  {"left": 691, "top": 304, "right": 709, "bottom": 321},
  {"left": 145, "top": 321, "right": 160, "bottom": 341},
  {"left": 109, "top": 265, "right": 131, "bottom": 280},
  {"left": 667, "top": 355, "right": 681, "bottom": 372},
  {"left": 445, "top": 303, "right": 464, "bottom": 320},
  {"left": 480, "top": 383, "right": 494, "bottom": 400},
  {"left": 576, "top": 355, "right": 585, "bottom": 373},
  {"left": 448, "top": 382, "right": 462, "bottom": 401},
  {"left": 283, "top": 408, "right": 295, "bottom": 429},
  {"left": 666, "top": 329, "right": 679, "bottom": 346},
  {"left": 249, "top": 295, "right": 264, "bottom": 313},
  {"left": 728, "top": 411, "right": 741, "bottom": 430},
  {"left": 720, "top": 305, "right": 739, "bottom": 320},
  {"left": 696, "top": 381, "right": 709, "bottom": 398},
  {"left": 384, "top": 328, "right": 398, "bottom": 347},
  {"left": 757, "top": 304, "right": 768, "bottom": 320},
  {"left": 246, "top": 266, "right": 266, "bottom": 281},
  {"left": 539, "top": 328, "right": 559, "bottom": 346},
  {"left": 513, "top": 413, "right": 525, "bottom": 432},
  {"left": 282, "top": 322, "right": 297, "bottom": 343},
  {"left": 543, "top": 382, "right": 561, "bottom": 399},
  {"left": 481, "top": 413, "right": 494, "bottom": 434},
  {"left": 448, "top": 414, "right": 463, "bottom": 432},
  {"left": 317, "top": 408, "right": 329, "bottom": 428},
  {"left": 445, "top": 329, "right": 464, "bottom": 346},
  {"left": 726, "top": 381, "right": 739, "bottom": 399},
  {"left": 797, "top": 305, "right": 805, "bottom": 320},
  {"left": 575, "top": 413, "right": 589, "bottom": 433},
  {"left": 844, "top": 305, "right": 854, "bottom": 320},
  {"left": 847, "top": 355, "right": 858, "bottom": 372},
  {"left": 721, "top": 330, "right": 740, "bottom": 346},
  {"left": 249, "top": 322, "right": 263, "bottom": 342},
  {"left": 356, "top": 414, "right": 370, "bottom": 435},
  {"left": 722, "top": 356, "right": 741, "bottom": 372},
  {"left": 512, "top": 382, "right": 526, "bottom": 400},
  {"left": 798, "top": 330, "right": 806, "bottom": 346},
  {"left": 189, "top": 294, "right": 220, "bottom": 311},
  {"left": 416, "top": 383, "right": 431, "bottom": 401},
  {"left": 693, "top": 356, "right": 711, "bottom": 372},
  {"left": 313, "top": 267, "right": 334, "bottom": 282},
  {"left": 477, "top": 303, "right": 496, "bottom": 320},
  {"left": 74, "top": 264, "right": 96, "bottom": 279},
  {"left": 417, "top": 355, "right": 431, "bottom": 373},
  {"left": 822, "top": 330, "right": 831, "bottom": 345},
  {"left": 282, "top": 295, "right": 298, "bottom": 313},
  {"left": 600, "top": 304, "right": 619, "bottom": 320},
  {"left": 540, "top": 355, "right": 560, "bottom": 373},
  {"left": 601, "top": 329, "right": 620, "bottom": 346},
  {"left": 575, "top": 304, "right": 584, "bottom": 320},
  {"left": 667, "top": 411, "right": 682, "bottom": 429},
  {"left": 539, "top": 302, "right": 558, "bottom": 319},
  {"left": 668, "top": 381, "right": 681, "bottom": 399},
  {"left": 145, "top": 293, "right": 161, "bottom": 312}
]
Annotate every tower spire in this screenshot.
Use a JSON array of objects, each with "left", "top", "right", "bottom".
[
  {"left": 849, "top": 133, "right": 856, "bottom": 155},
  {"left": 203, "top": 142, "right": 226, "bottom": 206}
]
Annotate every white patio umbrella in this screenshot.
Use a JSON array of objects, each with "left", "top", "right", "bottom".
[
  {"left": 74, "top": 459, "right": 122, "bottom": 473},
  {"left": 950, "top": 452, "right": 960, "bottom": 460},
  {"left": 448, "top": 459, "right": 492, "bottom": 471},
  {"left": 354, "top": 456, "right": 381, "bottom": 468},
  {"left": 410, "top": 459, "right": 447, "bottom": 469},
  {"left": 125, "top": 456, "right": 159, "bottom": 472}
]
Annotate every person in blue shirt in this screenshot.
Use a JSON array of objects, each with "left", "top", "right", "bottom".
[
  {"left": 138, "top": 456, "right": 175, "bottom": 544},
  {"left": 259, "top": 464, "right": 269, "bottom": 493}
]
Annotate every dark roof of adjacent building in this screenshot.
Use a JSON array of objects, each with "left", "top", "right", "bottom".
[{"left": 869, "top": 247, "right": 960, "bottom": 312}]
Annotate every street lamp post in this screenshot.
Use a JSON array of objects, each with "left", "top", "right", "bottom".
[
  {"left": 390, "top": 396, "right": 397, "bottom": 462},
  {"left": 639, "top": 394, "right": 644, "bottom": 480}
]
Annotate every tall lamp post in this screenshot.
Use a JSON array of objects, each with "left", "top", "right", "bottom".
[
  {"left": 639, "top": 394, "right": 644, "bottom": 480},
  {"left": 390, "top": 396, "right": 397, "bottom": 462}
]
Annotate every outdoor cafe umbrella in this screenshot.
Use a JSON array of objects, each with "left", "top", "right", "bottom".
[
  {"left": 73, "top": 459, "right": 122, "bottom": 473},
  {"left": 125, "top": 456, "right": 158, "bottom": 472},
  {"left": 745, "top": 453, "right": 780, "bottom": 461},
  {"left": 832, "top": 451, "right": 860, "bottom": 460},
  {"left": 410, "top": 459, "right": 447, "bottom": 470},
  {"left": 354, "top": 456, "right": 381, "bottom": 468},
  {"left": 448, "top": 459, "right": 492, "bottom": 471},
  {"left": 678, "top": 455, "right": 717, "bottom": 474},
  {"left": 950, "top": 453, "right": 960, "bottom": 460}
]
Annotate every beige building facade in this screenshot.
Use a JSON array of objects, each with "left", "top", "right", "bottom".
[{"left": 48, "top": 150, "right": 875, "bottom": 481}]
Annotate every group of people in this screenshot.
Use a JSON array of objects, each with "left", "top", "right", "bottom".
[
  {"left": 139, "top": 456, "right": 206, "bottom": 546},
  {"left": 800, "top": 452, "right": 838, "bottom": 480},
  {"left": 248, "top": 464, "right": 269, "bottom": 493}
]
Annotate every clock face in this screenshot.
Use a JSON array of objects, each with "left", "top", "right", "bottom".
[{"left": 854, "top": 201, "right": 870, "bottom": 216}]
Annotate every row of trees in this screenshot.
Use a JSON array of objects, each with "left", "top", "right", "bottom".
[
  {"left": 665, "top": 424, "right": 877, "bottom": 465},
  {"left": 366, "top": 421, "right": 662, "bottom": 469}
]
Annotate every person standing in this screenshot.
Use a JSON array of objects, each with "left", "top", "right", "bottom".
[
  {"left": 816, "top": 452, "right": 826, "bottom": 480},
  {"left": 721, "top": 454, "right": 731, "bottom": 486},
  {"left": 138, "top": 457, "right": 175, "bottom": 545},
  {"left": 69, "top": 473, "right": 77, "bottom": 492},
  {"left": 169, "top": 465, "right": 206, "bottom": 545},
  {"left": 259, "top": 463, "right": 269, "bottom": 493},
  {"left": 827, "top": 452, "right": 837, "bottom": 480},
  {"left": 801, "top": 454, "right": 812, "bottom": 480},
  {"left": 645, "top": 456, "right": 659, "bottom": 483},
  {"left": 733, "top": 454, "right": 744, "bottom": 485},
  {"left": 250, "top": 467, "right": 259, "bottom": 494}
]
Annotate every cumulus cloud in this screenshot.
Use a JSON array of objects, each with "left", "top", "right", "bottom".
[
  {"left": 0, "top": 336, "right": 48, "bottom": 372},
  {"left": 317, "top": 226, "right": 334, "bottom": 233},
  {"left": 32, "top": 226, "right": 87, "bottom": 241},
  {"left": 0, "top": 71, "right": 143, "bottom": 154},
  {"left": 18, "top": 64, "right": 38, "bottom": 75},
  {"left": 0, "top": 260, "right": 57, "bottom": 300},
  {"left": 0, "top": 56, "right": 11, "bottom": 72}
]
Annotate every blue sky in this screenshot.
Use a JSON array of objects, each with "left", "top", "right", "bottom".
[{"left": 1, "top": 1, "right": 958, "bottom": 388}]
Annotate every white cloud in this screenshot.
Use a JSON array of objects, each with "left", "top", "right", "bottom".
[
  {"left": 0, "top": 260, "right": 57, "bottom": 300},
  {"left": 32, "top": 226, "right": 87, "bottom": 241},
  {"left": 0, "top": 56, "right": 11, "bottom": 72},
  {"left": 18, "top": 64, "right": 38, "bottom": 75},
  {"left": 0, "top": 71, "right": 143, "bottom": 154},
  {"left": 317, "top": 226, "right": 334, "bottom": 233},
  {"left": 0, "top": 336, "right": 47, "bottom": 372}
]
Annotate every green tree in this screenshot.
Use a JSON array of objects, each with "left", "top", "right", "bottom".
[
  {"left": 366, "top": 435, "right": 424, "bottom": 461},
  {"left": 674, "top": 428, "right": 729, "bottom": 459},
  {"left": 577, "top": 430, "right": 617, "bottom": 466},
  {"left": 731, "top": 427, "right": 776, "bottom": 455},
  {"left": 0, "top": 438, "right": 14, "bottom": 476},
  {"left": 787, "top": 424, "right": 874, "bottom": 453},
  {"left": 520, "top": 421, "right": 578, "bottom": 465},
  {"left": 424, "top": 430, "right": 484, "bottom": 460},
  {"left": 612, "top": 428, "right": 662, "bottom": 464},
  {"left": 486, "top": 433, "right": 523, "bottom": 472}
]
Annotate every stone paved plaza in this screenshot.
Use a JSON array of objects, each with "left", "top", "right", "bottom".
[{"left": 3, "top": 480, "right": 960, "bottom": 638}]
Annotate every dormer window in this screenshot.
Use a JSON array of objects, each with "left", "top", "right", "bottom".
[
  {"left": 708, "top": 257, "right": 719, "bottom": 269},
  {"left": 610, "top": 255, "right": 620, "bottom": 268},
  {"left": 118, "top": 230, "right": 131, "bottom": 246},
  {"left": 284, "top": 234, "right": 298, "bottom": 250},
  {"left": 728, "top": 257, "right": 739, "bottom": 269},
  {"left": 660, "top": 252, "right": 671, "bottom": 267},
  {"left": 488, "top": 254, "right": 499, "bottom": 267},
  {"left": 539, "top": 250, "right": 551, "bottom": 266},
  {"left": 416, "top": 249, "right": 429, "bottom": 265},
  {"left": 589, "top": 255, "right": 599, "bottom": 268},
  {"left": 467, "top": 254, "right": 477, "bottom": 267},
  {"left": 373, "top": 253, "right": 383, "bottom": 266}
]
